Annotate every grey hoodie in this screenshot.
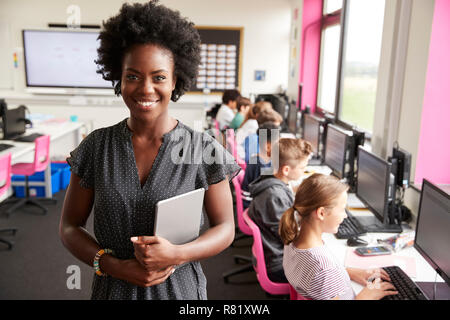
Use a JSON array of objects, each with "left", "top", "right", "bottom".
[{"left": 248, "top": 175, "right": 294, "bottom": 274}]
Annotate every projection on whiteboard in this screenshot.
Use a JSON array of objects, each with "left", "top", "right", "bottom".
[{"left": 23, "top": 30, "right": 110, "bottom": 89}]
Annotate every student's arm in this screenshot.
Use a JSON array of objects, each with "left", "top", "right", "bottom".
[
  {"left": 131, "top": 178, "right": 235, "bottom": 271},
  {"left": 59, "top": 173, "right": 174, "bottom": 287}
]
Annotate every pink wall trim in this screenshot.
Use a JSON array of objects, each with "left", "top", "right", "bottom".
[
  {"left": 415, "top": 0, "right": 450, "bottom": 185},
  {"left": 299, "top": 0, "right": 323, "bottom": 113}
]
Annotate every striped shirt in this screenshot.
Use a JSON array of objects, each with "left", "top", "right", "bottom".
[{"left": 283, "top": 242, "right": 355, "bottom": 300}]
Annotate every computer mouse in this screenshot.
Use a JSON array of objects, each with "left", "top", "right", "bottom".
[{"left": 347, "top": 236, "right": 368, "bottom": 247}]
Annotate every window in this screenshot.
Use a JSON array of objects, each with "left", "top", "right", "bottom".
[
  {"left": 324, "top": 0, "right": 343, "bottom": 14},
  {"left": 338, "top": 0, "right": 386, "bottom": 132},
  {"left": 316, "top": 0, "right": 342, "bottom": 114},
  {"left": 317, "top": 25, "right": 341, "bottom": 113}
]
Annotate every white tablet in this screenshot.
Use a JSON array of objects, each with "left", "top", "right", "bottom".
[{"left": 154, "top": 188, "right": 205, "bottom": 245}]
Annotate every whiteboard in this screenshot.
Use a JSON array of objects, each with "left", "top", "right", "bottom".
[{"left": 22, "top": 30, "right": 110, "bottom": 88}]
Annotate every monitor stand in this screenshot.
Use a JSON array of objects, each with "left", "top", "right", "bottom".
[
  {"left": 355, "top": 215, "right": 403, "bottom": 233},
  {"left": 416, "top": 281, "right": 450, "bottom": 300}
]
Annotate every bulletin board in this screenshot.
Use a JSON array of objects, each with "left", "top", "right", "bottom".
[{"left": 190, "top": 26, "right": 243, "bottom": 95}]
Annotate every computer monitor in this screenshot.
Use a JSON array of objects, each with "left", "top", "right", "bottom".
[
  {"left": 324, "top": 124, "right": 352, "bottom": 179},
  {"left": 287, "top": 102, "right": 298, "bottom": 134},
  {"left": 355, "top": 146, "right": 401, "bottom": 233},
  {"left": 303, "top": 113, "right": 322, "bottom": 157},
  {"left": 255, "top": 94, "right": 289, "bottom": 120},
  {"left": 2, "top": 106, "right": 27, "bottom": 140},
  {"left": 414, "top": 179, "right": 450, "bottom": 287}
]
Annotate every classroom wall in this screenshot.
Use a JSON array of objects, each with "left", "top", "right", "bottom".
[
  {"left": 414, "top": 0, "right": 450, "bottom": 186},
  {"left": 0, "top": 0, "right": 292, "bottom": 107}
]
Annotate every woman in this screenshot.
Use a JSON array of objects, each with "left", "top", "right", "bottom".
[{"left": 59, "top": 1, "right": 240, "bottom": 300}]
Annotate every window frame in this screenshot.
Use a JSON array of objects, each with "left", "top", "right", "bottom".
[{"left": 315, "top": 0, "right": 383, "bottom": 141}]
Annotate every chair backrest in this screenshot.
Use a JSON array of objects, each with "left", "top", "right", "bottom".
[
  {"left": 243, "top": 209, "right": 290, "bottom": 295},
  {"left": 213, "top": 119, "right": 220, "bottom": 137},
  {"left": 289, "top": 283, "right": 310, "bottom": 300},
  {"left": 232, "top": 173, "right": 251, "bottom": 235},
  {"left": 33, "top": 135, "right": 51, "bottom": 172},
  {"left": 0, "top": 152, "right": 12, "bottom": 197},
  {"left": 226, "top": 129, "right": 247, "bottom": 170}
]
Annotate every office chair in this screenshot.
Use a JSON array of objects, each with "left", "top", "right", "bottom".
[
  {"left": 225, "top": 129, "right": 246, "bottom": 170},
  {"left": 243, "top": 209, "right": 291, "bottom": 296},
  {"left": 4, "top": 135, "right": 56, "bottom": 217},
  {"left": 0, "top": 153, "right": 18, "bottom": 250}
]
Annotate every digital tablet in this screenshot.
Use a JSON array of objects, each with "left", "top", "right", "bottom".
[{"left": 154, "top": 188, "right": 205, "bottom": 245}]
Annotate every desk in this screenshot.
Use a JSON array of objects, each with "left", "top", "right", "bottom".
[
  {"left": 322, "top": 207, "right": 445, "bottom": 296},
  {"left": 0, "top": 120, "right": 84, "bottom": 200}
]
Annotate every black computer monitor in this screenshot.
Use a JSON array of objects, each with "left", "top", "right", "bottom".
[
  {"left": 287, "top": 102, "right": 298, "bottom": 134},
  {"left": 324, "top": 124, "right": 351, "bottom": 179},
  {"left": 2, "top": 106, "right": 26, "bottom": 140},
  {"left": 414, "top": 179, "right": 450, "bottom": 287},
  {"left": 355, "top": 146, "right": 401, "bottom": 233},
  {"left": 303, "top": 113, "right": 322, "bottom": 157}
]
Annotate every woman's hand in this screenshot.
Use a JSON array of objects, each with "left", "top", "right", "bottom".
[
  {"left": 347, "top": 267, "right": 391, "bottom": 286},
  {"left": 108, "top": 257, "right": 175, "bottom": 287},
  {"left": 131, "top": 236, "right": 181, "bottom": 272}
]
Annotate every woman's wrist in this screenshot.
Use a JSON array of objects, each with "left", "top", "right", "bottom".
[
  {"left": 173, "top": 244, "right": 187, "bottom": 266},
  {"left": 346, "top": 267, "right": 356, "bottom": 281},
  {"left": 99, "top": 254, "right": 121, "bottom": 278}
]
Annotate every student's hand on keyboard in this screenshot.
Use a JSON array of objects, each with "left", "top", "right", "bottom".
[
  {"left": 355, "top": 282, "right": 398, "bottom": 300},
  {"left": 347, "top": 267, "right": 391, "bottom": 286}
]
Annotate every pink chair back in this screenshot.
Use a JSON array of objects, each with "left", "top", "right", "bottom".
[
  {"left": 213, "top": 119, "right": 220, "bottom": 137},
  {"left": 226, "top": 129, "right": 247, "bottom": 170},
  {"left": 289, "top": 283, "right": 310, "bottom": 300},
  {"left": 34, "top": 135, "right": 51, "bottom": 172},
  {"left": 243, "top": 209, "right": 290, "bottom": 295},
  {"left": 232, "top": 176, "right": 251, "bottom": 235},
  {"left": 0, "top": 153, "right": 12, "bottom": 197}
]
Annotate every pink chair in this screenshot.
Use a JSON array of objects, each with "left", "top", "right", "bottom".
[
  {"left": 225, "top": 129, "right": 247, "bottom": 171},
  {"left": 289, "top": 283, "right": 310, "bottom": 300},
  {"left": 5, "top": 135, "right": 56, "bottom": 217},
  {"left": 243, "top": 209, "right": 290, "bottom": 296},
  {"left": 0, "top": 153, "right": 18, "bottom": 250},
  {"left": 213, "top": 119, "right": 220, "bottom": 138}
]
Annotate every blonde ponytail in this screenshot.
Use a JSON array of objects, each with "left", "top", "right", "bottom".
[
  {"left": 279, "top": 207, "right": 300, "bottom": 245},
  {"left": 279, "top": 173, "right": 350, "bottom": 245}
]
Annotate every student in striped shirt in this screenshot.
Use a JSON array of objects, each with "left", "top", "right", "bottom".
[{"left": 279, "top": 174, "right": 398, "bottom": 300}]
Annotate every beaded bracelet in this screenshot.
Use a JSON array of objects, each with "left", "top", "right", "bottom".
[{"left": 93, "top": 248, "right": 114, "bottom": 276}]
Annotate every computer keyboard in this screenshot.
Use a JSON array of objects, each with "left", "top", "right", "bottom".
[
  {"left": 13, "top": 133, "right": 43, "bottom": 142},
  {"left": 381, "top": 266, "right": 427, "bottom": 300},
  {"left": 0, "top": 143, "right": 14, "bottom": 152},
  {"left": 335, "top": 210, "right": 366, "bottom": 239}
]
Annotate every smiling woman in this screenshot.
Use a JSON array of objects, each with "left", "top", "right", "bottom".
[{"left": 59, "top": 1, "right": 240, "bottom": 300}]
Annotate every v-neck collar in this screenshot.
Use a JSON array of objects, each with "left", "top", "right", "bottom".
[{"left": 121, "top": 118, "right": 181, "bottom": 191}]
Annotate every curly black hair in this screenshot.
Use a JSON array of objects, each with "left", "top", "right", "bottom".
[{"left": 95, "top": 1, "right": 201, "bottom": 101}]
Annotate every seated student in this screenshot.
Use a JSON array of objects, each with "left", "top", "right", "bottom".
[
  {"left": 241, "top": 122, "right": 280, "bottom": 210},
  {"left": 229, "top": 97, "right": 251, "bottom": 130},
  {"left": 244, "top": 109, "right": 283, "bottom": 163},
  {"left": 280, "top": 173, "right": 398, "bottom": 300},
  {"left": 248, "top": 138, "right": 311, "bottom": 283},
  {"left": 236, "top": 101, "right": 272, "bottom": 159},
  {"left": 216, "top": 89, "right": 240, "bottom": 130}
]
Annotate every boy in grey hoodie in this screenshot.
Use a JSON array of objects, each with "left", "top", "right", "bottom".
[{"left": 248, "top": 138, "right": 312, "bottom": 283}]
